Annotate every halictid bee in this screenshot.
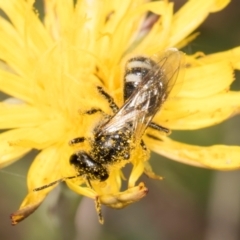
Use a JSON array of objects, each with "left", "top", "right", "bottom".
[{"left": 34, "top": 48, "right": 184, "bottom": 191}]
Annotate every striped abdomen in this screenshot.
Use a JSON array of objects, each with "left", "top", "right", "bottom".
[{"left": 124, "top": 56, "right": 156, "bottom": 101}]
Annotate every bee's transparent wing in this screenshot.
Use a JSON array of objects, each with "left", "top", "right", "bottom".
[
  {"left": 151, "top": 48, "right": 185, "bottom": 97},
  {"left": 150, "top": 48, "right": 185, "bottom": 98},
  {"left": 101, "top": 48, "right": 185, "bottom": 142}
]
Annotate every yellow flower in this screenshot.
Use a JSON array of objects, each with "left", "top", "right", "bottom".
[{"left": 0, "top": 0, "right": 239, "bottom": 225}]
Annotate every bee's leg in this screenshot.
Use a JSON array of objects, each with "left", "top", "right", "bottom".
[
  {"left": 69, "top": 137, "right": 86, "bottom": 146},
  {"left": 148, "top": 122, "right": 170, "bottom": 134},
  {"left": 97, "top": 86, "right": 119, "bottom": 114},
  {"left": 95, "top": 196, "right": 104, "bottom": 224},
  {"left": 140, "top": 140, "right": 148, "bottom": 151},
  {"left": 85, "top": 108, "right": 104, "bottom": 115},
  {"left": 82, "top": 108, "right": 111, "bottom": 122}
]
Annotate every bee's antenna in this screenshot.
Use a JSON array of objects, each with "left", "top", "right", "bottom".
[
  {"left": 33, "top": 175, "right": 81, "bottom": 191},
  {"left": 32, "top": 172, "right": 105, "bottom": 223}
]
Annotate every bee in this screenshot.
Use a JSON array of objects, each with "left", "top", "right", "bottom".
[{"left": 34, "top": 48, "right": 184, "bottom": 189}]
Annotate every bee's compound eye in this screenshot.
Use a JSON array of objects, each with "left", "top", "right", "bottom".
[
  {"left": 69, "top": 153, "right": 80, "bottom": 166},
  {"left": 69, "top": 151, "right": 109, "bottom": 182},
  {"left": 99, "top": 170, "right": 109, "bottom": 181}
]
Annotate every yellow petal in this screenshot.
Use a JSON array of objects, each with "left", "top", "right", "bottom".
[
  {"left": 11, "top": 192, "right": 44, "bottom": 225},
  {"left": 27, "top": 145, "right": 64, "bottom": 190},
  {"left": 0, "top": 70, "right": 36, "bottom": 104},
  {"left": 209, "top": 0, "right": 231, "bottom": 12},
  {"left": 0, "top": 0, "right": 52, "bottom": 53},
  {"left": 144, "top": 161, "right": 163, "bottom": 180},
  {"left": 178, "top": 60, "right": 234, "bottom": 98},
  {"left": 43, "top": 0, "right": 74, "bottom": 40},
  {"left": 128, "top": 145, "right": 150, "bottom": 187},
  {"left": 99, "top": 182, "right": 148, "bottom": 209},
  {"left": 158, "top": 92, "right": 240, "bottom": 130},
  {"left": 67, "top": 180, "right": 148, "bottom": 224},
  {"left": 0, "top": 129, "right": 31, "bottom": 168},
  {"left": 200, "top": 46, "right": 240, "bottom": 70},
  {"left": 170, "top": 0, "right": 230, "bottom": 46},
  {"left": 12, "top": 122, "right": 65, "bottom": 149},
  {"left": 0, "top": 17, "right": 32, "bottom": 76},
  {"left": 133, "top": 1, "right": 174, "bottom": 54},
  {"left": 11, "top": 145, "right": 64, "bottom": 225},
  {"left": 176, "top": 32, "right": 200, "bottom": 49},
  {"left": 146, "top": 135, "right": 240, "bottom": 170},
  {"left": 0, "top": 121, "right": 65, "bottom": 167},
  {"left": 66, "top": 181, "right": 96, "bottom": 199},
  {"left": 0, "top": 103, "right": 46, "bottom": 129},
  {"left": 105, "top": 1, "right": 151, "bottom": 64},
  {"left": 91, "top": 169, "right": 122, "bottom": 196}
]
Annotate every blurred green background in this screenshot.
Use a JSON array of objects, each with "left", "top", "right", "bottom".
[{"left": 0, "top": 1, "right": 240, "bottom": 240}]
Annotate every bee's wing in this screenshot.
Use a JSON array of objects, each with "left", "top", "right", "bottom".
[
  {"left": 101, "top": 48, "right": 184, "bottom": 142},
  {"left": 150, "top": 48, "right": 185, "bottom": 98}
]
